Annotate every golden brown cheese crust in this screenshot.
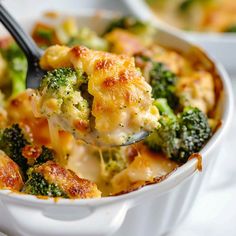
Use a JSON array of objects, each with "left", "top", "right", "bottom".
[
  {"left": 0, "top": 151, "right": 24, "bottom": 191},
  {"left": 34, "top": 161, "right": 101, "bottom": 199},
  {"left": 39, "top": 45, "right": 159, "bottom": 145},
  {"left": 40, "top": 45, "right": 72, "bottom": 70}
]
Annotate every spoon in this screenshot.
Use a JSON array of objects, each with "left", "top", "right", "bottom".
[{"left": 0, "top": 3, "right": 150, "bottom": 146}]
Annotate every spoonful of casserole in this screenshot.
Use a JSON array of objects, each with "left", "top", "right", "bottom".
[
  {"left": 0, "top": 4, "right": 159, "bottom": 146},
  {"left": 31, "top": 45, "right": 159, "bottom": 146}
]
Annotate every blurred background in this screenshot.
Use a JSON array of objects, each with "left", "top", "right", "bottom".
[{"left": 1, "top": 1, "right": 236, "bottom": 236}]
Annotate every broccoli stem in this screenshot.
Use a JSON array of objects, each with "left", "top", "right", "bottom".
[{"left": 153, "top": 98, "right": 176, "bottom": 119}]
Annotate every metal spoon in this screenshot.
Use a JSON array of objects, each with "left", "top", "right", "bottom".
[{"left": 0, "top": 3, "right": 150, "bottom": 146}]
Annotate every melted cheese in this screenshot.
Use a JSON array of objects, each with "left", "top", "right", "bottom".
[
  {"left": 38, "top": 45, "right": 159, "bottom": 146},
  {"left": 111, "top": 145, "right": 178, "bottom": 194},
  {"left": 66, "top": 142, "right": 101, "bottom": 182}
]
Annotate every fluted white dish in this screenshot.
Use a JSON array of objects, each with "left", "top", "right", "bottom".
[{"left": 0, "top": 9, "right": 234, "bottom": 236}]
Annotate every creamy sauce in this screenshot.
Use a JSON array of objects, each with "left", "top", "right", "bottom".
[
  {"left": 66, "top": 143, "right": 101, "bottom": 182},
  {"left": 48, "top": 118, "right": 65, "bottom": 165},
  {"left": 111, "top": 145, "right": 178, "bottom": 194}
]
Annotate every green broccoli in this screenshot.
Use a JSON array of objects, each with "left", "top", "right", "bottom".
[
  {"left": 104, "top": 16, "right": 149, "bottom": 34},
  {"left": 179, "top": 0, "right": 196, "bottom": 11},
  {"left": 224, "top": 25, "right": 236, "bottom": 33},
  {"left": 23, "top": 170, "right": 67, "bottom": 198},
  {"left": 146, "top": 99, "right": 212, "bottom": 163},
  {"left": 179, "top": 0, "right": 211, "bottom": 12},
  {"left": 34, "top": 146, "right": 55, "bottom": 165},
  {"left": 39, "top": 67, "right": 90, "bottom": 119},
  {"left": 0, "top": 124, "right": 29, "bottom": 174},
  {"left": 176, "top": 106, "right": 212, "bottom": 162},
  {"left": 135, "top": 55, "right": 179, "bottom": 109},
  {"left": 0, "top": 43, "right": 27, "bottom": 96},
  {"left": 142, "top": 58, "right": 179, "bottom": 109},
  {"left": 0, "top": 124, "right": 55, "bottom": 177},
  {"left": 67, "top": 28, "right": 108, "bottom": 51},
  {"left": 38, "top": 68, "right": 91, "bottom": 138},
  {"left": 146, "top": 99, "right": 180, "bottom": 158},
  {"left": 101, "top": 148, "right": 127, "bottom": 179}
]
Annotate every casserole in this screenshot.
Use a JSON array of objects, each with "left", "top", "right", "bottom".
[
  {"left": 0, "top": 10, "right": 234, "bottom": 236},
  {"left": 123, "top": 0, "right": 236, "bottom": 73}
]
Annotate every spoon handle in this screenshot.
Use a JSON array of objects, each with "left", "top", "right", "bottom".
[{"left": 0, "top": 3, "right": 41, "bottom": 61}]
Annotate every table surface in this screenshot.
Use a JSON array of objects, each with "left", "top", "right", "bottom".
[{"left": 1, "top": 1, "right": 236, "bottom": 236}]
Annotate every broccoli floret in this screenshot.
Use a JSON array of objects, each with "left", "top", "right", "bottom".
[
  {"left": 176, "top": 106, "right": 212, "bottom": 162},
  {"left": 38, "top": 68, "right": 91, "bottom": 139},
  {"left": 0, "top": 124, "right": 29, "bottom": 174},
  {"left": 179, "top": 0, "right": 210, "bottom": 12},
  {"left": 40, "top": 67, "right": 77, "bottom": 93},
  {"left": 0, "top": 43, "right": 27, "bottom": 96},
  {"left": 23, "top": 170, "right": 67, "bottom": 198},
  {"left": 0, "top": 124, "right": 56, "bottom": 177},
  {"left": 104, "top": 16, "right": 149, "bottom": 34},
  {"left": 67, "top": 28, "right": 108, "bottom": 51},
  {"left": 39, "top": 67, "right": 90, "bottom": 120},
  {"left": 135, "top": 55, "right": 179, "bottom": 109},
  {"left": 179, "top": 0, "right": 196, "bottom": 11},
  {"left": 146, "top": 99, "right": 212, "bottom": 163},
  {"left": 34, "top": 146, "right": 55, "bottom": 165},
  {"left": 146, "top": 99, "right": 180, "bottom": 158},
  {"left": 101, "top": 149, "right": 127, "bottom": 179},
  {"left": 149, "top": 61, "right": 179, "bottom": 109}
]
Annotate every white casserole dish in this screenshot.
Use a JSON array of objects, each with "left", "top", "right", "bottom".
[
  {"left": 0, "top": 10, "right": 234, "bottom": 236},
  {"left": 123, "top": 0, "right": 236, "bottom": 73}
]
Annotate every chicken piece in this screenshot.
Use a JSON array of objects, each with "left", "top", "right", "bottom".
[{"left": 0, "top": 151, "right": 24, "bottom": 191}]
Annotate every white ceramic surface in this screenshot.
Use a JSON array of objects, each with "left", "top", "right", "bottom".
[
  {"left": 0, "top": 9, "right": 234, "bottom": 236},
  {"left": 123, "top": 0, "right": 236, "bottom": 73}
]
